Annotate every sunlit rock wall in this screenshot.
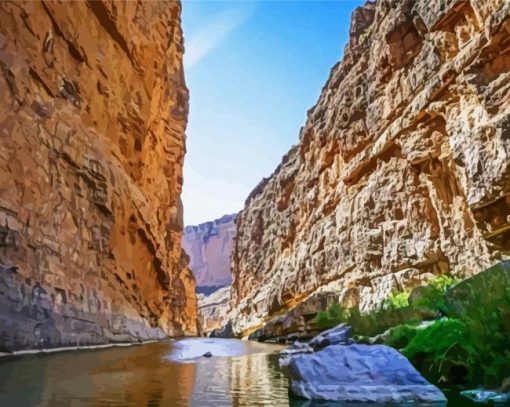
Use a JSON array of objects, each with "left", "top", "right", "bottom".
[
  {"left": 182, "top": 214, "right": 236, "bottom": 289},
  {"left": 197, "top": 286, "right": 231, "bottom": 334},
  {"left": 231, "top": 0, "right": 510, "bottom": 336},
  {"left": 0, "top": 0, "right": 197, "bottom": 350}
]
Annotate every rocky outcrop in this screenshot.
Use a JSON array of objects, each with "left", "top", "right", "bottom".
[
  {"left": 247, "top": 292, "right": 338, "bottom": 342},
  {"left": 182, "top": 214, "right": 235, "bottom": 289},
  {"left": 289, "top": 344, "right": 446, "bottom": 403},
  {"left": 197, "top": 286, "right": 231, "bottom": 334},
  {"left": 0, "top": 0, "right": 197, "bottom": 351},
  {"left": 232, "top": 0, "right": 510, "bottom": 336}
]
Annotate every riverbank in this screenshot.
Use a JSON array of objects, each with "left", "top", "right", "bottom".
[{"left": 0, "top": 338, "right": 161, "bottom": 358}]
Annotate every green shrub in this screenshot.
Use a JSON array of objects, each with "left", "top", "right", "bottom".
[
  {"left": 403, "top": 318, "right": 470, "bottom": 385},
  {"left": 402, "top": 263, "right": 510, "bottom": 388},
  {"left": 403, "top": 315, "right": 510, "bottom": 388},
  {"left": 312, "top": 264, "right": 510, "bottom": 388},
  {"left": 347, "top": 305, "right": 434, "bottom": 337},
  {"left": 383, "top": 291, "right": 410, "bottom": 310},
  {"left": 385, "top": 324, "right": 421, "bottom": 349},
  {"left": 410, "top": 275, "right": 459, "bottom": 312},
  {"left": 315, "top": 303, "right": 348, "bottom": 330}
]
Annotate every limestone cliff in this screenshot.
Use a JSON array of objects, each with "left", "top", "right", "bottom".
[
  {"left": 0, "top": 0, "right": 197, "bottom": 351},
  {"left": 197, "top": 286, "right": 231, "bottom": 334},
  {"left": 232, "top": 0, "right": 510, "bottom": 336},
  {"left": 183, "top": 214, "right": 236, "bottom": 289}
]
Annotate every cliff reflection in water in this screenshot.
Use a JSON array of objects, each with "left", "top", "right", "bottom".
[{"left": 0, "top": 338, "right": 288, "bottom": 407}]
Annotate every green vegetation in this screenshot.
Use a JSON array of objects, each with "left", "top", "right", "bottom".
[
  {"left": 315, "top": 303, "right": 349, "bottom": 330},
  {"left": 314, "top": 274, "right": 458, "bottom": 335},
  {"left": 383, "top": 291, "right": 410, "bottom": 310},
  {"left": 313, "top": 262, "right": 510, "bottom": 388},
  {"left": 314, "top": 297, "right": 434, "bottom": 337},
  {"left": 384, "top": 323, "right": 421, "bottom": 349},
  {"left": 411, "top": 274, "right": 459, "bottom": 312},
  {"left": 403, "top": 262, "right": 510, "bottom": 387},
  {"left": 382, "top": 274, "right": 459, "bottom": 312}
]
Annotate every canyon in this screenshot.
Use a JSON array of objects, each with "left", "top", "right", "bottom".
[
  {"left": 0, "top": 0, "right": 197, "bottom": 351},
  {"left": 230, "top": 0, "right": 510, "bottom": 337},
  {"left": 182, "top": 214, "right": 235, "bottom": 333},
  {"left": 0, "top": 0, "right": 508, "bottom": 404}
]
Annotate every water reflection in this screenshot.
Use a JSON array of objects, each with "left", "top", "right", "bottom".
[
  {"left": 0, "top": 339, "right": 495, "bottom": 407},
  {"left": 0, "top": 341, "right": 197, "bottom": 406},
  {"left": 167, "top": 338, "right": 289, "bottom": 406},
  {"left": 0, "top": 339, "right": 288, "bottom": 407}
]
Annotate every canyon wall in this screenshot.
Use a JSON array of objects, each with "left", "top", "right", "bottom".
[
  {"left": 183, "top": 214, "right": 235, "bottom": 290},
  {"left": 197, "top": 286, "right": 231, "bottom": 334},
  {"left": 232, "top": 0, "right": 510, "bottom": 336},
  {"left": 0, "top": 0, "right": 197, "bottom": 351}
]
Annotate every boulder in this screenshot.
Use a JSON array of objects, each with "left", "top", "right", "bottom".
[
  {"left": 308, "top": 323, "right": 353, "bottom": 350},
  {"left": 289, "top": 344, "right": 446, "bottom": 403},
  {"left": 279, "top": 341, "right": 313, "bottom": 367},
  {"left": 202, "top": 351, "right": 213, "bottom": 358}
]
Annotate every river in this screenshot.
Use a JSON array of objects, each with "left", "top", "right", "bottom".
[{"left": 0, "top": 338, "right": 497, "bottom": 406}]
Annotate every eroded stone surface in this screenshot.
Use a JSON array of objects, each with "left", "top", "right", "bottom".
[
  {"left": 0, "top": 0, "right": 197, "bottom": 350},
  {"left": 182, "top": 214, "right": 236, "bottom": 288},
  {"left": 232, "top": 0, "right": 510, "bottom": 336},
  {"left": 289, "top": 344, "right": 446, "bottom": 403},
  {"left": 197, "top": 286, "right": 231, "bottom": 335}
]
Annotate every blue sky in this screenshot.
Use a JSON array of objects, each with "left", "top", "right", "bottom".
[{"left": 181, "top": 0, "right": 364, "bottom": 225}]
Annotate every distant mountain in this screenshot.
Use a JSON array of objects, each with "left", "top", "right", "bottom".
[{"left": 183, "top": 214, "right": 236, "bottom": 289}]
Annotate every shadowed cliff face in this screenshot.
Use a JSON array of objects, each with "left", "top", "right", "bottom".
[
  {"left": 0, "top": 0, "right": 197, "bottom": 350},
  {"left": 232, "top": 0, "right": 510, "bottom": 336},
  {"left": 183, "top": 214, "right": 236, "bottom": 289}
]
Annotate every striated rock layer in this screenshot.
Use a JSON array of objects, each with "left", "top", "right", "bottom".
[
  {"left": 182, "top": 214, "right": 236, "bottom": 289},
  {"left": 0, "top": 0, "right": 197, "bottom": 350},
  {"left": 197, "top": 286, "right": 231, "bottom": 334},
  {"left": 232, "top": 0, "right": 510, "bottom": 336}
]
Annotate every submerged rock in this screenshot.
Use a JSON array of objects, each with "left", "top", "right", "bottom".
[
  {"left": 461, "top": 389, "right": 509, "bottom": 404},
  {"left": 289, "top": 344, "right": 446, "bottom": 403}
]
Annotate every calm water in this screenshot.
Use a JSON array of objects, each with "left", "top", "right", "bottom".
[{"left": 0, "top": 338, "right": 501, "bottom": 407}]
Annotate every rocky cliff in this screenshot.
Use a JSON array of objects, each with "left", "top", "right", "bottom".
[
  {"left": 231, "top": 0, "right": 510, "bottom": 336},
  {"left": 197, "top": 286, "right": 231, "bottom": 334},
  {"left": 183, "top": 214, "right": 235, "bottom": 289},
  {"left": 0, "top": 0, "right": 197, "bottom": 351}
]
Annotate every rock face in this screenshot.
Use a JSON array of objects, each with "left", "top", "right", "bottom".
[
  {"left": 182, "top": 214, "right": 236, "bottom": 289},
  {"left": 0, "top": 0, "right": 197, "bottom": 351},
  {"left": 197, "top": 286, "right": 231, "bottom": 334},
  {"left": 289, "top": 344, "right": 446, "bottom": 403},
  {"left": 247, "top": 292, "right": 338, "bottom": 342},
  {"left": 232, "top": 0, "right": 510, "bottom": 336}
]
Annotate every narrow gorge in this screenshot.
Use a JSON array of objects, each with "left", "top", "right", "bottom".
[
  {"left": 0, "top": 0, "right": 509, "bottom": 405},
  {"left": 182, "top": 214, "right": 235, "bottom": 333}
]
